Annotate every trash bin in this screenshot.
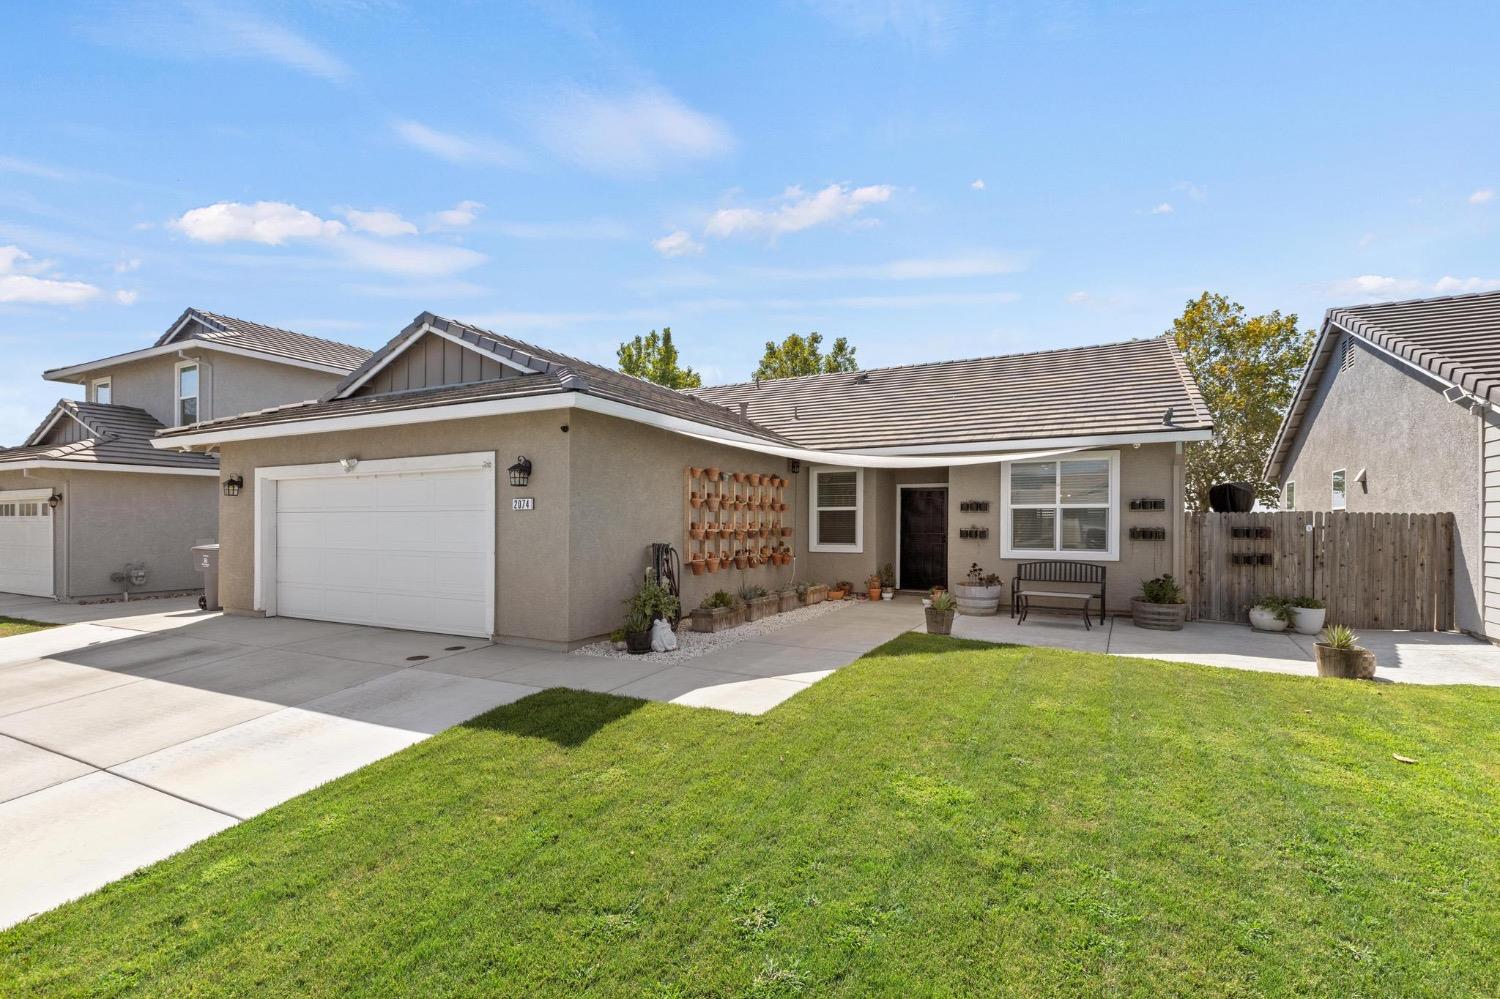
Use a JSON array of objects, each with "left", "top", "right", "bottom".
[{"left": 193, "top": 543, "right": 220, "bottom": 611}]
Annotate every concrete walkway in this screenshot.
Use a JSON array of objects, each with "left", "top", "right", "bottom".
[
  {"left": 0, "top": 594, "right": 920, "bottom": 928},
  {"left": 941, "top": 611, "right": 1500, "bottom": 686}
]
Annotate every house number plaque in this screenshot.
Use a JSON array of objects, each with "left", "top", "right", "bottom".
[{"left": 512, "top": 497, "right": 534, "bottom": 511}]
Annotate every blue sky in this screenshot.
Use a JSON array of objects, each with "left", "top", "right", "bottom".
[{"left": 3, "top": 1, "right": 1498, "bottom": 443}]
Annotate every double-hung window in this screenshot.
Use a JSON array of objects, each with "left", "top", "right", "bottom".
[
  {"left": 176, "top": 362, "right": 199, "bottom": 426},
  {"left": 809, "top": 466, "right": 863, "bottom": 553},
  {"left": 1002, "top": 451, "right": 1119, "bottom": 560},
  {"left": 92, "top": 378, "right": 111, "bottom": 405}
]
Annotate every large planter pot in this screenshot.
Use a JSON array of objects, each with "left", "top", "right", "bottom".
[
  {"left": 953, "top": 583, "right": 1004, "bottom": 616},
  {"left": 1315, "top": 643, "right": 1377, "bottom": 679},
  {"left": 624, "top": 629, "right": 654, "bottom": 654},
  {"left": 925, "top": 607, "right": 955, "bottom": 635},
  {"left": 745, "top": 594, "right": 778, "bottom": 622},
  {"left": 1131, "top": 598, "right": 1187, "bottom": 631},
  {"left": 690, "top": 605, "right": 742, "bottom": 633},
  {"left": 1292, "top": 607, "right": 1327, "bottom": 635},
  {"left": 1249, "top": 607, "right": 1288, "bottom": 632},
  {"left": 867, "top": 584, "right": 882, "bottom": 601}
]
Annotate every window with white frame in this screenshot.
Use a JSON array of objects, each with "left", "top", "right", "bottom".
[
  {"left": 176, "top": 362, "right": 199, "bottom": 425},
  {"left": 1283, "top": 481, "right": 1296, "bottom": 511},
  {"left": 1002, "top": 452, "right": 1118, "bottom": 560},
  {"left": 92, "top": 378, "right": 111, "bottom": 405},
  {"left": 1331, "top": 468, "right": 1347, "bottom": 510},
  {"left": 809, "top": 466, "right": 863, "bottom": 552}
]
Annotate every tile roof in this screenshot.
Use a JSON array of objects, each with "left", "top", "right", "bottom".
[
  {"left": 688, "top": 336, "right": 1213, "bottom": 450},
  {"left": 0, "top": 400, "right": 217, "bottom": 470},
  {"left": 1264, "top": 289, "right": 1500, "bottom": 479},
  {"left": 157, "top": 313, "right": 798, "bottom": 445},
  {"left": 161, "top": 308, "right": 372, "bottom": 371}
]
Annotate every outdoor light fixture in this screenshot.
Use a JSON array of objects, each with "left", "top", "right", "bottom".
[
  {"left": 222, "top": 474, "right": 244, "bottom": 497},
  {"left": 508, "top": 455, "right": 533, "bottom": 487},
  {"left": 47, "top": 493, "right": 60, "bottom": 509},
  {"left": 338, "top": 457, "right": 359, "bottom": 472}
]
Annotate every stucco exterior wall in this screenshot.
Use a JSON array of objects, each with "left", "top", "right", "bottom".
[
  {"left": 1277, "top": 335, "right": 1483, "bottom": 635},
  {"left": 945, "top": 444, "right": 1182, "bottom": 613}
]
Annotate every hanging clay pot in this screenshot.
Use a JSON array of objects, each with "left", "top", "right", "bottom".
[
  {"left": 705, "top": 554, "right": 720, "bottom": 572},
  {"left": 706, "top": 496, "right": 720, "bottom": 511},
  {"left": 690, "top": 525, "right": 705, "bottom": 540}
]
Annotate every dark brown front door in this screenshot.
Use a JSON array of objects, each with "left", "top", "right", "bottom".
[{"left": 899, "top": 487, "right": 947, "bottom": 590}]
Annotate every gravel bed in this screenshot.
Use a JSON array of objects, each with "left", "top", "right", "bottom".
[{"left": 572, "top": 598, "right": 855, "bottom": 663}]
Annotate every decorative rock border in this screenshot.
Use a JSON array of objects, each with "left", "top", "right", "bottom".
[{"left": 573, "top": 599, "right": 853, "bottom": 664}]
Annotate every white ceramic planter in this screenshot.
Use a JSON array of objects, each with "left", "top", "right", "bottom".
[
  {"left": 1292, "top": 606, "right": 1326, "bottom": 635},
  {"left": 1248, "top": 607, "right": 1288, "bottom": 632},
  {"left": 953, "top": 583, "right": 1004, "bottom": 616}
]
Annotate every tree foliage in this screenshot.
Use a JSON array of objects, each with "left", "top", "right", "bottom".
[
  {"left": 616, "top": 327, "right": 701, "bottom": 389},
  {"left": 752, "top": 332, "right": 858, "bottom": 380},
  {"left": 1169, "top": 293, "right": 1315, "bottom": 511}
]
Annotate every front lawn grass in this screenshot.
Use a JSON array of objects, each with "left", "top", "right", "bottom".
[
  {"left": 0, "top": 615, "right": 54, "bottom": 639},
  {"left": 4, "top": 635, "right": 1497, "bottom": 997}
]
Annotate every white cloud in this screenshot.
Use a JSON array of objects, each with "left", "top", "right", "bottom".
[
  {"left": 216, "top": 6, "right": 351, "bottom": 82},
  {"left": 390, "top": 120, "right": 525, "bottom": 168},
  {"left": 1434, "top": 275, "right": 1500, "bottom": 294},
  {"left": 1174, "top": 180, "right": 1207, "bottom": 202},
  {"left": 0, "top": 245, "right": 101, "bottom": 305},
  {"left": 803, "top": 0, "right": 966, "bottom": 50},
  {"left": 705, "top": 183, "right": 895, "bottom": 239},
  {"left": 0, "top": 155, "right": 73, "bottom": 181},
  {"left": 172, "top": 201, "right": 345, "bottom": 245},
  {"left": 494, "top": 218, "right": 631, "bottom": 240},
  {"left": 335, "top": 237, "right": 486, "bottom": 278},
  {"left": 532, "top": 87, "right": 734, "bottom": 176},
  {"left": 114, "top": 289, "right": 139, "bottom": 305},
  {"left": 652, "top": 229, "right": 703, "bottom": 257},
  {"left": 970, "top": 178, "right": 985, "bottom": 190},
  {"left": 114, "top": 257, "right": 142, "bottom": 273},
  {"left": 1067, "top": 291, "right": 1092, "bottom": 304},
  {"left": 1470, "top": 188, "right": 1496, "bottom": 205},
  {"left": 1327, "top": 274, "right": 1500, "bottom": 299},
  {"left": 752, "top": 252, "right": 1024, "bottom": 281},
  {"left": 344, "top": 208, "right": 417, "bottom": 237},
  {"left": 430, "top": 200, "right": 485, "bottom": 229},
  {"left": 1148, "top": 202, "right": 1174, "bottom": 215}
]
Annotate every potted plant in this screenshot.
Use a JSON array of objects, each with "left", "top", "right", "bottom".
[
  {"left": 706, "top": 494, "right": 721, "bottom": 512},
  {"left": 1249, "top": 597, "right": 1293, "bottom": 632},
  {"left": 865, "top": 574, "right": 883, "bottom": 601},
  {"left": 804, "top": 582, "right": 827, "bottom": 605},
  {"left": 954, "top": 563, "right": 1004, "bottom": 616},
  {"left": 734, "top": 550, "right": 749, "bottom": 570},
  {"left": 826, "top": 581, "right": 848, "bottom": 601},
  {"left": 741, "top": 584, "right": 777, "bottom": 621},
  {"left": 691, "top": 590, "right": 743, "bottom": 633},
  {"left": 926, "top": 590, "right": 957, "bottom": 635},
  {"left": 1314, "top": 624, "right": 1376, "bottom": 679},
  {"left": 705, "top": 466, "right": 720, "bottom": 480},
  {"left": 688, "top": 553, "right": 706, "bottom": 576},
  {"left": 609, "top": 627, "right": 628, "bottom": 652},
  {"left": 777, "top": 587, "right": 799, "bottom": 613},
  {"left": 621, "top": 569, "right": 681, "bottom": 653},
  {"left": 879, "top": 562, "right": 895, "bottom": 600},
  {"left": 1290, "top": 596, "right": 1326, "bottom": 635},
  {"left": 1130, "top": 573, "right": 1187, "bottom": 631}
]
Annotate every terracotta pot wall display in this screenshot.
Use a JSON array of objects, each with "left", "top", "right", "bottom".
[{"left": 684, "top": 465, "right": 788, "bottom": 577}]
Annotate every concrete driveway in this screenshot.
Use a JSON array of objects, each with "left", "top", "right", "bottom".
[{"left": 0, "top": 594, "right": 919, "bottom": 928}]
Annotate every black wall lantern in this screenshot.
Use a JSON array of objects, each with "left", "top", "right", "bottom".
[
  {"left": 47, "top": 493, "right": 61, "bottom": 509},
  {"left": 222, "top": 474, "right": 244, "bottom": 497},
  {"left": 507, "top": 456, "right": 532, "bottom": 487}
]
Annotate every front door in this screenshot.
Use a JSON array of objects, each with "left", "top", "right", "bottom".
[{"left": 899, "top": 487, "right": 947, "bottom": 590}]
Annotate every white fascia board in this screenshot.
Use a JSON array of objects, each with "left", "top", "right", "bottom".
[
  {"left": 0, "top": 460, "right": 218, "bottom": 477},
  {"left": 334, "top": 323, "right": 541, "bottom": 399},
  {"left": 845, "top": 428, "right": 1213, "bottom": 456},
  {"left": 44, "top": 340, "right": 354, "bottom": 383}
]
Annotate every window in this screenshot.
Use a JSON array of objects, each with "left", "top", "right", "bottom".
[
  {"left": 1002, "top": 451, "right": 1119, "bottom": 561},
  {"left": 1283, "top": 481, "right": 1296, "bottom": 511},
  {"left": 1331, "top": 468, "right": 1347, "bottom": 510},
  {"left": 176, "top": 362, "right": 199, "bottom": 425},
  {"left": 809, "top": 466, "right": 863, "bottom": 552},
  {"left": 92, "top": 378, "right": 111, "bottom": 405}
]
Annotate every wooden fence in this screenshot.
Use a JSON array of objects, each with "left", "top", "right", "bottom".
[{"left": 1183, "top": 511, "right": 1454, "bottom": 631}]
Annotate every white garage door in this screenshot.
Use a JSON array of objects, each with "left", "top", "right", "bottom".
[
  {"left": 272, "top": 464, "right": 493, "bottom": 637},
  {"left": 0, "top": 490, "right": 55, "bottom": 598}
]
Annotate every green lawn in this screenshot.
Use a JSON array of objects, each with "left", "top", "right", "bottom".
[
  {"left": 0, "top": 615, "right": 54, "bottom": 639},
  {"left": 4, "top": 635, "right": 1497, "bottom": 997}
]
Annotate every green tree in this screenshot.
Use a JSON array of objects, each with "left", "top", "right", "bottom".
[
  {"left": 1169, "top": 292, "right": 1315, "bottom": 511},
  {"left": 616, "top": 327, "right": 701, "bottom": 389},
  {"left": 752, "top": 332, "right": 859, "bottom": 380}
]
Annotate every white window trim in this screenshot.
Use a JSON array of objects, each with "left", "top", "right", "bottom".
[
  {"left": 1284, "top": 480, "right": 1296, "bottom": 511},
  {"left": 808, "top": 464, "right": 864, "bottom": 553},
  {"left": 91, "top": 377, "right": 111, "bottom": 404},
  {"left": 1001, "top": 449, "right": 1120, "bottom": 562},
  {"left": 1331, "top": 468, "right": 1347, "bottom": 510},
  {"left": 175, "top": 359, "right": 200, "bottom": 427},
  {"left": 253, "top": 451, "right": 497, "bottom": 638}
]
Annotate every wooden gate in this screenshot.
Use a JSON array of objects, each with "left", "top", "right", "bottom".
[{"left": 1183, "top": 511, "right": 1454, "bottom": 631}]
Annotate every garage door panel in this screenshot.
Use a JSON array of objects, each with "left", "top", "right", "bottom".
[
  {"left": 0, "top": 500, "right": 54, "bottom": 598},
  {"left": 273, "top": 464, "right": 491, "bottom": 637}
]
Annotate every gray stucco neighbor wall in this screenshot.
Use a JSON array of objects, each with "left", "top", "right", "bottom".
[
  {"left": 81, "top": 350, "right": 343, "bottom": 428},
  {"left": 1276, "top": 334, "right": 1484, "bottom": 636}
]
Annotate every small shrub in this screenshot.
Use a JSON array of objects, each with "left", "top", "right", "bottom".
[
  {"left": 739, "top": 584, "right": 769, "bottom": 601},
  {"left": 879, "top": 562, "right": 895, "bottom": 587},
  {"left": 1321, "top": 624, "right": 1359, "bottom": 649},
  {"left": 1139, "top": 573, "right": 1184, "bottom": 604},
  {"left": 930, "top": 591, "right": 957, "bottom": 612},
  {"left": 1253, "top": 596, "right": 1296, "bottom": 624},
  {"left": 1291, "top": 595, "right": 1325, "bottom": 609},
  {"left": 701, "top": 589, "right": 738, "bottom": 610},
  {"left": 624, "top": 567, "right": 679, "bottom": 626},
  {"left": 965, "top": 562, "right": 1002, "bottom": 587}
]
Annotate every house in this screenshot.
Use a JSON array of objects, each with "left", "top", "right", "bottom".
[
  {"left": 0, "top": 309, "right": 371, "bottom": 600},
  {"left": 1264, "top": 289, "right": 1500, "bottom": 640},
  {"left": 152, "top": 312, "right": 1213, "bottom": 646}
]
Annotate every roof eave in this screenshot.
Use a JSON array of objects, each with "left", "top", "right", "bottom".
[{"left": 43, "top": 339, "right": 358, "bottom": 382}]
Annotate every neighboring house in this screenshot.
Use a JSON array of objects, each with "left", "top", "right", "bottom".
[
  {"left": 0, "top": 309, "right": 370, "bottom": 600},
  {"left": 1264, "top": 289, "right": 1500, "bottom": 639},
  {"left": 153, "top": 312, "right": 1212, "bottom": 646}
]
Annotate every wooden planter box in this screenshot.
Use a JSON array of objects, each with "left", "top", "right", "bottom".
[
  {"left": 953, "top": 583, "right": 1004, "bottom": 616},
  {"left": 745, "top": 594, "right": 779, "bottom": 622},
  {"left": 690, "top": 605, "right": 743, "bottom": 633},
  {"left": 925, "top": 608, "right": 955, "bottom": 635},
  {"left": 777, "top": 590, "right": 799, "bottom": 613},
  {"left": 1130, "top": 598, "right": 1187, "bottom": 631},
  {"left": 1315, "top": 644, "right": 1376, "bottom": 679},
  {"left": 802, "top": 583, "right": 827, "bottom": 606}
]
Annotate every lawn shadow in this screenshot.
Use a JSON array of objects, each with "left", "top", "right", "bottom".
[
  {"left": 859, "top": 632, "right": 1018, "bottom": 658},
  {"left": 461, "top": 687, "right": 646, "bottom": 747}
]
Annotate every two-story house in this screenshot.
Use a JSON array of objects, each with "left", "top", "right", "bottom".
[{"left": 0, "top": 309, "right": 369, "bottom": 600}]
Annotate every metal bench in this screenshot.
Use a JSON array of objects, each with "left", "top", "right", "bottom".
[{"left": 1011, "top": 561, "right": 1106, "bottom": 629}]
